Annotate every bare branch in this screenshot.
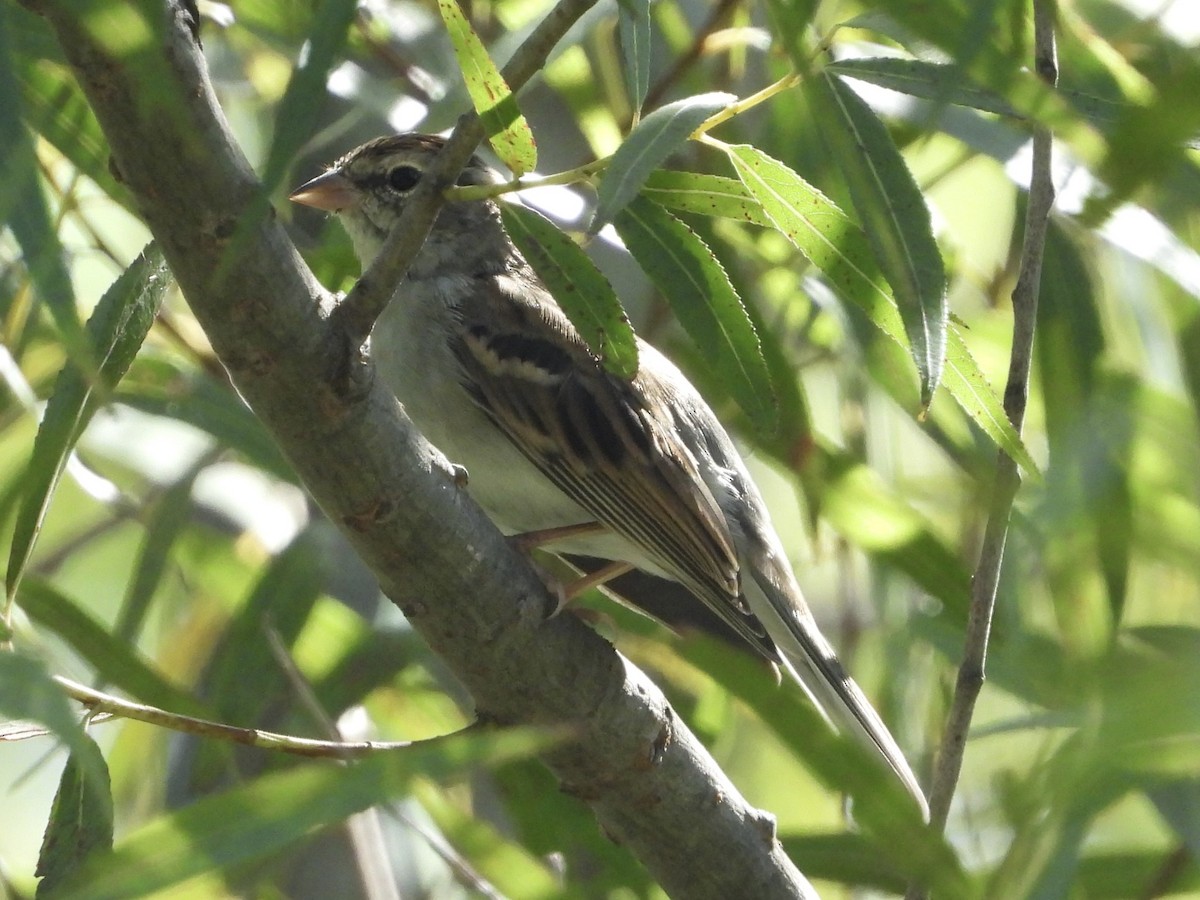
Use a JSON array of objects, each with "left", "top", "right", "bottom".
[
  {"left": 907, "top": 1, "right": 1058, "bottom": 896},
  {"left": 54, "top": 676, "right": 418, "bottom": 758}
]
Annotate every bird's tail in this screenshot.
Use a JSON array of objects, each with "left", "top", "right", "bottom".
[{"left": 748, "top": 578, "right": 929, "bottom": 819}]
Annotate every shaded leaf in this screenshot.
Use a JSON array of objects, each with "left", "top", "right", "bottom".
[
  {"left": 414, "top": 780, "right": 561, "bottom": 898},
  {"left": 804, "top": 71, "right": 947, "bottom": 407},
  {"left": 0, "top": 7, "right": 91, "bottom": 367},
  {"left": 678, "top": 636, "right": 968, "bottom": 896},
  {"left": 592, "top": 91, "right": 734, "bottom": 230},
  {"left": 438, "top": 0, "right": 537, "bottom": 176},
  {"left": 614, "top": 195, "right": 776, "bottom": 432},
  {"left": 260, "top": 0, "right": 357, "bottom": 195},
  {"left": 500, "top": 202, "right": 638, "bottom": 378},
  {"left": 36, "top": 735, "right": 113, "bottom": 898},
  {"left": 0, "top": 654, "right": 106, "bottom": 790},
  {"left": 828, "top": 57, "right": 1019, "bottom": 118},
  {"left": 6, "top": 245, "right": 170, "bottom": 601},
  {"left": 113, "top": 461, "right": 208, "bottom": 645},
  {"left": 54, "top": 728, "right": 558, "bottom": 900},
  {"left": 17, "top": 578, "right": 206, "bottom": 716},
  {"left": 616, "top": 0, "right": 651, "bottom": 115}
]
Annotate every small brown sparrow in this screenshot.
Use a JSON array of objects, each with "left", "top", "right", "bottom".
[{"left": 291, "top": 133, "right": 926, "bottom": 813}]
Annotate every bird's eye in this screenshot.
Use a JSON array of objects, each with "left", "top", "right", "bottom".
[{"left": 387, "top": 165, "right": 422, "bottom": 192}]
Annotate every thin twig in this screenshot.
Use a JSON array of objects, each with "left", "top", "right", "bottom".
[
  {"left": 331, "top": 0, "right": 600, "bottom": 352},
  {"left": 52, "top": 675, "right": 421, "bottom": 758},
  {"left": 906, "top": 1, "right": 1057, "bottom": 896}
]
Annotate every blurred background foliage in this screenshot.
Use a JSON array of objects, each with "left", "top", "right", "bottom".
[{"left": 2, "top": 0, "right": 1200, "bottom": 896}]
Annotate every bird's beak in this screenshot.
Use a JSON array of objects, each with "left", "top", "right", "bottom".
[{"left": 289, "top": 170, "right": 359, "bottom": 212}]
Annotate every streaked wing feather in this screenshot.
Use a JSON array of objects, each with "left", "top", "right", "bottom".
[{"left": 452, "top": 277, "right": 776, "bottom": 657}]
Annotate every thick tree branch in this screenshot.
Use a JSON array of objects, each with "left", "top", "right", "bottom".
[
  {"left": 29, "top": 0, "right": 815, "bottom": 895},
  {"left": 907, "top": 2, "right": 1057, "bottom": 896}
]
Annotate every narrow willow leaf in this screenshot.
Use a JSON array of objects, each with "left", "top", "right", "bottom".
[
  {"left": 616, "top": 0, "right": 651, "bottom": 115},
  {"left": 202, "top": 528, "right": 325, "bottom": 727},
  {"left": 413, "top": 780, "right": 562, "bottom": 897},
  {"left": 6, "top": 245, "right": 170, "bottom": 600},
  {"left": 18, "top": 59, "right": 128, "bottom": 209},
  {"left": 0, "top": 8, "right": 91, "bottom": 368},
  {"left": 54, "top": 729, "right": 558, "bottom": 900},
  {"left": 18, "top": 578, "right": 206, "bottom": 716},
  {"left": 260, "top": 0, "right": 357, "bottom": 194},
  {"left": 805, "top": 71, "right": 947, "bottom": 407},
  {"left": 724, "top": 143, "right": 1036, "bottom": 471},
  {"left": 829, "top": 57, "right": 1130, "bottom": 134},
  {"left": 35, "top": 735, "right": 113, "bottom": 898},
  {"left": 642, "top": 170, "right": 772, "bottom": 226},
  {"left": 781, "top": 833, "right": 905, "bottom": 893},
  {"left": 944, "top": 322, "right": 1037, "bottom": 473},
  {"left": 500, "top": 202, "right": 638, "bottom": 378},
  {"left": 614, "top": 196, "right": 776, "bottom": 432},
  {"left": 592, "top": 91, "right": 734, "bottom": 230},
  {"left": 678, "top": 637, "right": 968, "bottom": 896},
  {"left": 827, "top": 57, "right": 1018, "bottom": 118},
  {"left": 0, "top": 654, "right": 106, "bottom": 790},
  {"left": 438, "top": 0, "right": 536, "bottom": 176},
  {"left": 113, "top": 462, "right": 207, "bottom": 645}
]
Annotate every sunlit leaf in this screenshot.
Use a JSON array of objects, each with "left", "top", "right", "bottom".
[
  {"left": 642, "top": 170, "right": 772, "bottom": 225},
  {"left": 53, "top": 728, "right": 559, "bottom": 900},
  {"left": 6, "top": 245, "right": 170, "bottom": 601},
  {"left": 438, "top": 0, "right": 537, "bottom": 176},
  {"left": 804, "top": 71, "right": 947, "bottom": 407}
]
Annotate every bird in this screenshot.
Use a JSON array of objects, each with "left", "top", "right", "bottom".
[{"left": 290, "top": 132, "right": 927, "bottom": 814}]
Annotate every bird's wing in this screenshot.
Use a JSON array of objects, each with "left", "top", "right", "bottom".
[{"left": 449, "top": 275, "right": 779, "bottom": 661}]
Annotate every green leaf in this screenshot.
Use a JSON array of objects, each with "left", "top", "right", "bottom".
[
  {"left": 614, "top": 196, "right": 776, "bottom": 432},
  {"left": 782, "top": 832, "right": 905, "bottom": 893},
  {"left": 723, "top": 142, "right": 1037, "bottom": 473},
  {"left": 6, "top": 245, "right": 170, "bottom": 602},
  {"left": 113, "top": 461, "right": 208, "bottom": 646},
  {"left": 261, "top": 0, "right": 355, "bottom": 195},
  {"left": 804, "top": 71, "right": 947, "bottom": 407},
  {"left": 116, "top": 360, "right": 295, "bottom": 483},
  {"left": 616, "top": 0, "right": 651, "bottom": 115},
  {"left": 413, "top": 780, "right": 562, "bottom": 897},
  {"left": 944, "top": 321, "right": 1038, "bottom": 474},
  {"left": 0, "top": 653, "right": 106, "bottom": 790},
  {"left": 17, "top": 578, "right": 207, "bottom": 717},
  {"left": 438, "top": 0, "right": 537, "bottom": 176},
  {"left": 0, "top": 6, "right": 91, "bottom": 369},
  {"left": 18, "top": 58, "right": 128, "bottom": 210},
  {"left": 499, "top": 202, "right": 638, "bottom": 378},
  {"left": 53, "top": 728, "right": 558, "bottom": 900},
  {"left": 35, "top": 735, "right": 114, "bottom": 898},
  {"left": 642, "top": 170, "right": 773, "bottom": 226},
  {"left": 592, "top": 91, "right": 734, "bottom": 230},
  {"left": 827, "top": 57, "right": 1019, "bottom": 118},
  {"left": 678, "top": 636, "right": 969, "bottom": 896},
  {"left": 201, "top": 527, "right": 327, "bottom": 727}
]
